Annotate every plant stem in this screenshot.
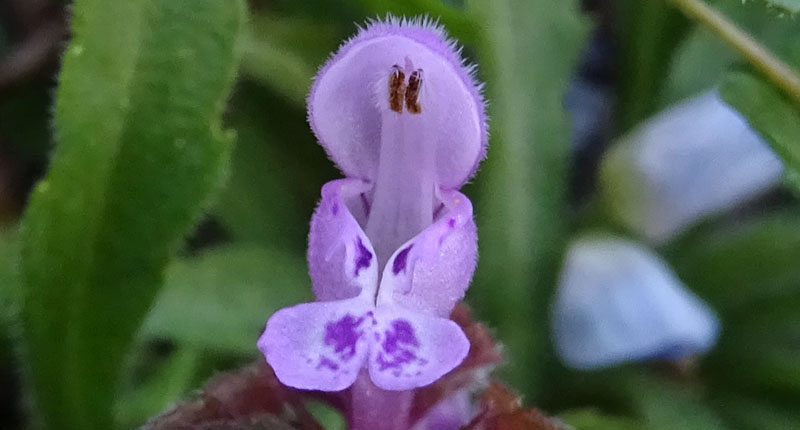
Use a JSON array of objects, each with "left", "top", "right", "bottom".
[
  {"left": 669, "top": 0, "right": 800, "bottom": 104},
  {"left": 349, "top": 373, "right": 412, "bottom": 430}
]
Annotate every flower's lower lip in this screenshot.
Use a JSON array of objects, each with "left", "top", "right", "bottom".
[{"left": 259, "top": 296, "right": 468, "bottom": 391}]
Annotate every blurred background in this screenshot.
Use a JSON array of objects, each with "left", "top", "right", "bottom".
[{"left": 1, "top": 0, "right": 799, "bottom": 429}]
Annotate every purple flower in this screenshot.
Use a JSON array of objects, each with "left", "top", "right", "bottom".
[
  {"left": 258, "top": 17, "right": 487, "bottom": 392},
  {"left": 412, "top": 390, "right": 475, "bottom": 430}
]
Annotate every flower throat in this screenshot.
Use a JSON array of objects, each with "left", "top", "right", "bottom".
[{"left": 365, "top": 60, "right": 435, "bottom": 271}]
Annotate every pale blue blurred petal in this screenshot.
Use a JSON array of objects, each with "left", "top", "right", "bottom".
[
  {"left": 551, "top": 235, "right": 720, "bottom": 370},
  {"left": 602, "top": 90, "right": 783, "bottom": 243}
]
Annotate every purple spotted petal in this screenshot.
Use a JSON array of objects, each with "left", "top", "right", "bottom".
[
  {"left": 259, "top": 297, "right": 374, "bottom": 391},
  {"left": 308, "top": 17, "right": 487, "bottom": 189},
  {"left": 368, "top": 305, "right": 469, "bottom": 390},
  {"left": 308, "top": 179, "right": 379, "bottom": 301},
  {"left": 376, "top": 190, "right": 477, "bottom": 317}
]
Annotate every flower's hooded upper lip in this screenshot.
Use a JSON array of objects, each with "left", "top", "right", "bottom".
[{"left": 307, "top": 16, "right": 488, "bottom": 190}]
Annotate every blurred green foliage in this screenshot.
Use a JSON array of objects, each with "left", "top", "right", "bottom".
[
  {"left": 765, "top": 0, "right": 800, "bottom": 13},
  {"left": 465, "top": 0, "right": 588, "bottom": 398},
  {"left": 140, "top": 245, "right": 312, "bottom": 355},
  {"left": 17, "top": 0, "right": 245, "bottom": 429},
  {"left": 0, "top": 0, "right": 798, "bottom": 429},
  {"left": 616, "top": 0, "right": 690, "bottom": 131}
]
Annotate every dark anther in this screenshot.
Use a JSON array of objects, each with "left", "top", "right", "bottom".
[
  {"left": 388, "top": 65, "right": 405, "bottom": 113},
  {"left": 405, "top": 69, "right": 422, "bottom": 114}
]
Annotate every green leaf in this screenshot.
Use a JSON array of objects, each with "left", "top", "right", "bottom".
[
  {"left": 665, "top": 211, "right": 800, "bottom": 400},
  {"left": 705, "top": 308, "right": 800, "bottom": 397},
  {"left": 305, "top": 400, "right": 347, "bottom": 430},
  {"left": 115, "top": 347, "right": 201, "bottom": 429},
  {"left": 624, "top": 374, "right": 728, "bottom": 430},
  {"left": 559, "top": 409, "right": 641, "bottom": 430},
  {"left": 213, "top": 118, "right": 308, "bottom": 249},
  {"left": 466, "top": 0, "right": 587, "bottom": 398},
  {"left": 667, "top": 210, "right": 800, "bottom": 311},
  {"left": 660, "top": 0, "right": 783, "bottom": 107},
  {"left": 616, "top": 0, "right": 691, "bottom": 131},
  {"left": 140, "top": 245, "right": 312, "bottom": 355},
  {"left": 721, "top": 70, "right": 800, "bottom": 192},
  {"left": 714, "top": 396, "right": 800, "bottom": 430},
  {"left": 765, "top": 0, "right": 800, "bottom": 14},
  {"left": 240, "top": 14, "right": 339, "bottom": 106},
  {"left": 19, "top": 0, "right": 245, "bottom": 429},
  {"left": 214, "top": 82, "right": 337, "bottom": 251},
  {"left": 354, "top": 0, "right": 479, "bottom": 44}
]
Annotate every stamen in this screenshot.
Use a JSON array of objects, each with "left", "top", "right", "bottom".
[
  {"left": 388, "top": 65, "right": 406, "bottom": 113},
  {"left": 405, "top": 69, "right": 423, "bottom": 114},
  {"left": 366, "top": 65, "right": 434, "bottom": 270}
]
